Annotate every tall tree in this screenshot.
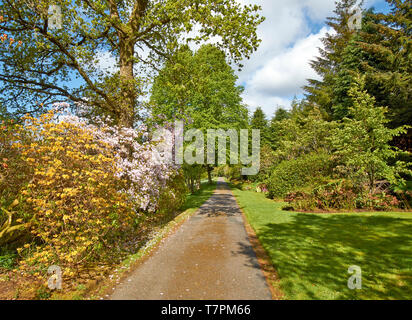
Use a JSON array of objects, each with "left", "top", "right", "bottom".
[
  {"left": 250, "top": 106, "right": 269, "bottom": 146},
  {"left": 268, "top": 107, "right": 290, "bottom": 150},
  {"left": 150, "top": 44, "right": 249, "bottom": 185},
  {"left": 304, "top": 0, "right": 363, "bottom": 117},
  {"left": 331, "top": 76, "right": 411, "bottom": 191},
  {"left": 0, "top": 0, "right": 264, "bottom": 127},
  {"left": 356, "top": 0, "right": 411, "bottom": 128},
  {"left": 272, "top": 107, "right": 290, "bottom": 122}
]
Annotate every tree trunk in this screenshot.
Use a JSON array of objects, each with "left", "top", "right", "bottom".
[
  {"left": 119, "top": 37, "right": 136, "bottom": 128},
  {"left": 207, "top": 165, "right": 213, "bottom": 184}
]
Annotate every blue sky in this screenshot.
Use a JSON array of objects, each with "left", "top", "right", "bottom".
[{"left": 236, "top": 0, "right": 391, "bottom": 118}]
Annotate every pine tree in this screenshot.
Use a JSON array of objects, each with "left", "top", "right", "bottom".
[
  {"left": 304, "top": 0, "right": 362, "bottom": 116},
  {"left": 356, "top": 0, "right": 412, "bottom": 128},
  {"left": 250, "top": 107, "right": 269, "bottom": 145}
]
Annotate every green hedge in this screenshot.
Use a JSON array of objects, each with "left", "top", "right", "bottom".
[{"left": 266, "top": 152, "right": 334, "bottom": 199}]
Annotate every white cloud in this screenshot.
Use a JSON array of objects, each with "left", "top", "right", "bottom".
[
  {"left": 250, "top": 27, "right": 329, "bottom": 97},
  {"left": 237, "top": 0, "right": 385, "bottom": 117},
  {"left": 241, "top": 27, "right": 332, "bottom": 117}
]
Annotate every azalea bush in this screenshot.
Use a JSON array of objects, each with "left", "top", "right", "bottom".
[
  {"left": 8, "top": 111, "right": 135, "bottom": 278},
  {"left": 285, "top": 179, "right": 403, "bottom": 212},
  {"left": 1, "top": 107, "right": 186, "bottom": 281}
]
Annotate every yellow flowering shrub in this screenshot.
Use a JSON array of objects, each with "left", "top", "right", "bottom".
[
  {"left": 1, "top": 118, "right": 32, "bottom": 246},
  {"left": 4, "top": 111, "right": 135, "bottom": 278}
]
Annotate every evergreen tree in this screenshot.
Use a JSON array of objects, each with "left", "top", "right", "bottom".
[
  {"left": 272, "top": 107, "right": 290, "bottom": 122},
  {"left": 357, "top": 0, "right": 412, "bottom": 128},
  {"left": 304, "top": 0, "right": 362, "bottom": 117},
  {"left": 250, "top": 107, "right": 269, "bottom": 145},
  {"left": 268, "top": 107, "right": 290, "bottom": 150}
]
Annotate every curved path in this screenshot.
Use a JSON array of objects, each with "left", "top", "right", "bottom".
[{"left": 110, "top": 178, "right": 272, "bottom": 300}]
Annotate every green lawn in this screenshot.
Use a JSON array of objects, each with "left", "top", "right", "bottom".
[
  {"left": 230, "top": 185, "right": 412, "bottom": 300},
  {"left": 181, "top": 180, "right": 217, "bottom": 212}
]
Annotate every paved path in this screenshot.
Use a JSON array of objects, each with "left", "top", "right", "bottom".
[{"left": 110, "top": 178, "right": 272, "bottom": 300}]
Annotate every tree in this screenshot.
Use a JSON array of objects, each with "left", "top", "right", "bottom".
[
  {"left": 304, "top": 0, "right": 363, "bottom": 117},
  {"left": 306, "top": 0, "right": 411, "bottom": 130},
  {"left": 273, "top": 107, "right": 336, "bottom": 163},
  {"left": 150, "top": 44, "right": 249, "bottom": 185},
  {"left": 328, "top": 2, "right": 411, "bottom": 128},
  {"left": 267, "top": 107, "right": 290, "bottom": 150},
  {"left": 331, "top": 76, "right": 411, "bottom": 192},
  {"left": 356, "top": 1, "right": 412, "bottom": 128},
  {"left": 272, "top": 107, "right": 290, "bottom": 122},
  {"left": 250, "top": 107, "right": 269, "bottom": 145},
  {"left": 0, "top": 0, "right": 264, "bottom": 127}
]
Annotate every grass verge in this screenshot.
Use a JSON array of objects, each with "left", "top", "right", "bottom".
[{"left": 230, "top": 185, "right": 412, "bottom": 300}]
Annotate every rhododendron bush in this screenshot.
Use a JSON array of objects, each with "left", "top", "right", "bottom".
[
  {"left": 58, "top": 106, "right": 185, "bottom": 213},
  {"left": 0, "top": 107, "right": 185, "bottom": 278}
]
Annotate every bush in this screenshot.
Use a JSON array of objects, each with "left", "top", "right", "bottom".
[
  {"left": 266, "top": 152, "right": 334, "bottom": 199},
  {"left": 7, "top": 112, "right": 135, "bottom": 278},
  {"left": 157, "top": 170, "right": 187, "bottom": 213},
  {"left": 1, "top": 109, "right": 185, "bottom": 281},
  {"left": 285, "top": 179, "right": 402, "bottom": 211}
]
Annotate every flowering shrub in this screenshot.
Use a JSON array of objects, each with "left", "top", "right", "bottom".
[
  {"left": 5, "top": 111, "right": 134, "bottom": 277},
  {"left": 284, "top": 179, "right": 403, "bottom": 211},
  {"left": 1, "top": 107, "right": 186, "bottom": 280},
  {"left": 1, "top": 118, "right": 32, "bottom": 246},
  {"left": 59, "top": 107, "right": 184, "bottom": 212}
]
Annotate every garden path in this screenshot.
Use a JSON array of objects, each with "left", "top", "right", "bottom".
[{"left": 110, "top": 178, "right": 272, "bottom": 300}]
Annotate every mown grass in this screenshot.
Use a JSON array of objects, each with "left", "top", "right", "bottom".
[
  {"left": 181, "top": 180, "right": 217, "bottom": 212},
  {"left": 230, "top": 185, "right": 412, "bottom": 300}
]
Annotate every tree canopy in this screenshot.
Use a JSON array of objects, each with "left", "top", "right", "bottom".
[{"left": 0, "top": 0, "right": 264, "bottom": 127}]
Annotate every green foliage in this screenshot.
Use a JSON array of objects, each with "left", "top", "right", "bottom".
[
  {"left": 356, "top": 1, "right": 412, "bottom": 128},
  {"left": 214, "top": 164, "right": 244, "bottom": 181},
  {"left": 151, "top": 44, "right": 249, "bottom": 131},
  {"left": 331, "top": 76, "right": 411, "bottom": 191},
  {"left": 250, "top": 107, "right": 269, "bottom": 145},
  {"left": 305, "top": 0, "right": 362, "bottom": 116},
  {"left": 272, "top": 107, "right": 336, "bottom": 163},
  {"left": 266, "top": 152, "right": 334, "bottom": 199},
  {"left": 0, "top": 0, "right": 264, "bottom": 125},
  {"left": 267, "top": 107, "right": 290, "bottom": 150},
  {"left": 183, "top": 164, "right": 204, "bottom": 194},
  {"left": 157, "top": 170, "right": 187, "bottom": 212},
  {"left": 150, "top": 44, "right": 250, "bottom": 186},
  {"left": 0, "top": 252, "right": 17, "bottom": 270},
  {"left": 305, "top": 0, "right": 411, "bottom": 129}
]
